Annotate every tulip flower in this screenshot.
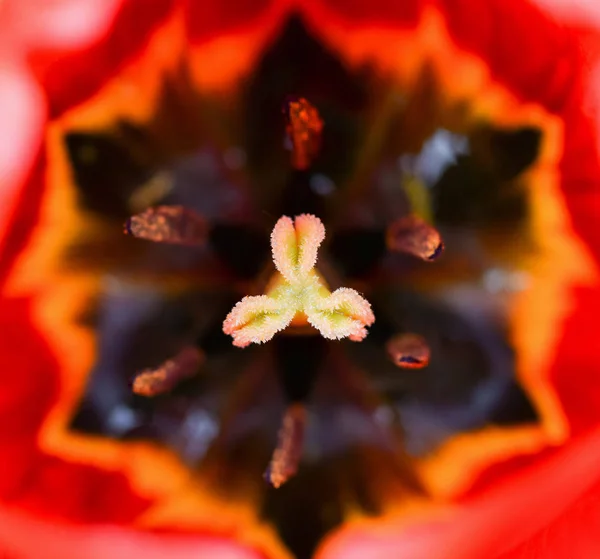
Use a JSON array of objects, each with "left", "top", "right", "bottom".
[{"left": 2, "top": 0, "right": 600, "bottom": 558}]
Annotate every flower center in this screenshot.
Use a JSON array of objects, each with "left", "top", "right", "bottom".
[
  {"left": 122, "top": 95, "right": 449, "bottom": 487},
  {"left": 41, "top": 15, "right": 557, "bottom": 559}
]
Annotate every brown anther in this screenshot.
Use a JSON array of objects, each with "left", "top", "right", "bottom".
[
  {"left": 386, "top": 333, "right": 430, "bottom": 369},
  {"left": 132, "top": 346, "right": 203, "bottom": 396},
  {"left": 283, "top": 96, "right": 323, "bottom": 170},
  {"left": 386, "top": 215, "right": 444, "bottom": 261},
  {"left": 264, "top": 404, "right": 306, "bottom": 488},
  {"left": 125, "top": 205, "right": 207, "bottom": 246}
]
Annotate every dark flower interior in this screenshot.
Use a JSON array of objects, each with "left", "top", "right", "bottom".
[{"left": 60, "top": 15, "right": 544, "bottom": 559}]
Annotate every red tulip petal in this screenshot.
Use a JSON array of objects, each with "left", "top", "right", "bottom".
[
  {"left": 305, "top": 0, "right": 421, "bottom": 27},
  {"left": 1, "top": 0, "right": 175, "bottom": 278},
  {"left": 441, "top": 0, "right": 580, "bottom": 111},
  {"left": 184, "top": 0, "right": 278, "bottom": 39},
  {"left": 1, "top": 0, "right": 122, "bottom": 50},
  {"left": 496, "top": 471, "right": 600, "bottom": 557},
  {"left": 0, "top": 298, "right": 55, "bottom": 499},
  {"left": 551, "top": 286, "right": 600, "bottom": 433},
  {"left": 0, "top": 66, "right": 44, "bottom": 260},
  {"left": 0, "top": 506, "right": 263, "bottom": 559},
  {"left": 2, "top": 0, "right": 600, "bottom": 557},
  {"left": 29, "top": 0, "right": 175, "bottom": 118},
  {"left": 534, "top": 0, "right": 600, "bottom": 27},
  {"left": 0, "top": 297, "right": 148, "bottom": 520},
  {"left": 317, "top": 426, "right": 600, "bottom": 559}
]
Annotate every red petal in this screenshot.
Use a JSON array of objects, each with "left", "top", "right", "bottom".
[
  {"left": 318, "top": 427, "right": 600, "bottom": 559},
  {"left": 184, "top": 0, "right": 279, "bottom": 40},
  {"left": 0, "top": 67, "right": 44, "bottom": 266},
  {"left": 0, "top": 297, "right": 54, "bottom": 499},
  {"left": 0, "top": 297, "right": 149, "bottom": 522},
  {"left": 551, "top": 287, "right": 600, "bottom": 433},
  {"left": 0, "top": 150, "right": 45, "bottom": 287},
  {"left": 534, "top": 0, "right": 600, "bottom": 27},
  {"left": 440, "top": 0, "right": 579, "bottom": 111},
  {"left": 0, "top": 0, "right": 122, "bottom": 50},
  {"left": 1, "top": 0, "right": 600, "bottom": 556},
  {"left": 29, "top": 0, "right": 175, "bottom": 118},
  {"left": 496, "top": 473, "right": 600, "bottom": 557},
  {"left": 0, "top": 506, "right": 264, "bottom": 559},
  {"left": 305, "top": 0, "right": 421, "bottom": 27}
]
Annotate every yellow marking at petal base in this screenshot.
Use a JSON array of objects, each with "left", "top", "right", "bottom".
[
  {"left": 3, "top": 11, "right": 292, "bottom": 559},
  {"left": 416, "top": 425, "right": 548, "bottom": 499},
  {"left": 511, "top": 161, "right": 597, "bottom": 444},
  {"left": 308, "top": 4, "right": 598, "bottom": 502},
  {"left": 66, "top": 10, "right": 186, "bottom": 132}
]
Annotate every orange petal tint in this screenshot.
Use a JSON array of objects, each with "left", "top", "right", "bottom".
[
  {"left": 386, "top": 333, "right": 430, "bottom": 369},
  {"left": 283, "top": 96, "right": 324, "bottom": 170},
  {"left": 386, "top": 215, "right": 444, "bottom": 262},
  {"left": 125, "top": 206, "right": 208, "bottom": 246},
  {"left": 271, "top": 213, "right": 325, "bottom": 282},
  {"left": 223, "top": 295, "right": 295, "bottom": 348},
  {"left": 264, "top": 404, "right": 306, "bottom": 488},
  {"left": 132, "top": 346, "right": 203, "bottom": 397},
  {"left": 306, "top": 287, "right": 375, "bottom": 342}
]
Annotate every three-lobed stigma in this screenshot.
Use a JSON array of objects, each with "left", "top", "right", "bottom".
[{"left": 222, "top": 214, "right": 375, "bottom": 347}]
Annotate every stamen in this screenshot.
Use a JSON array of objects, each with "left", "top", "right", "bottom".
[
  {"left": 132, "top": 346, "right": 203, "bottom": 396},
  {"left": 386, "top": 333, "right": 430, "bottom": 369},
  {"left": 283, "top": 96, "right": 323, "bottom": 170},
  {"left": 223, "top": 214, "right": 375, "bottom": 346},
  {"left": 264, "top": 404, "right": 306, "bottom": 488},
  {"left": 386, "top": 215, "right": 444, "bottom": 261},
  {"left": 124, "top": 205, "right": 207, "bottom": 246}
]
